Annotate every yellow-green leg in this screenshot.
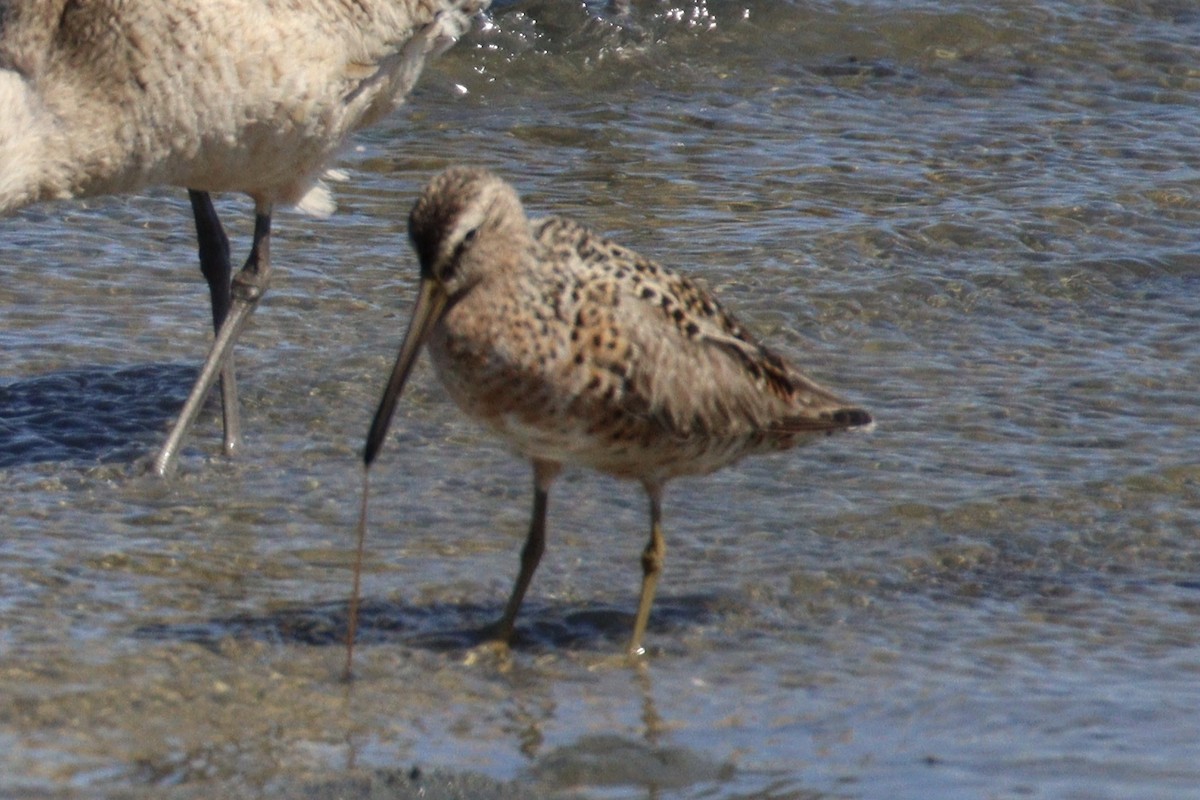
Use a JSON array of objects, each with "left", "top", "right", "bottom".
[
  {"left": 629, "top": 481, "right": 666, "bottom": 656},
  {"left": 489, "top": 459, "right": 561, "bottom": 644}
]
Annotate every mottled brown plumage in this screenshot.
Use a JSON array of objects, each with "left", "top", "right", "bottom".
[{"left": 364, "top": 166, "right": 872, "bottom": 655}]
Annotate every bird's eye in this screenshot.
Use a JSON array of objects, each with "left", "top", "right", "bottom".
[
  {"left": 443, "top": 227, "right": 478, "bottom": 282},
  {"left": 450, "top": 228, "right": 478, "bottom": 263}
]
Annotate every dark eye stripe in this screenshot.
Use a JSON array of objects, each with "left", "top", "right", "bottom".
[{"left": 443, "top": 228, "right": 478, "bottom": 279}]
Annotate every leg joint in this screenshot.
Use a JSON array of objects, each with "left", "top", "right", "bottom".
[{"left": 231, "top": 273, "right": 266, "bottom": 302}]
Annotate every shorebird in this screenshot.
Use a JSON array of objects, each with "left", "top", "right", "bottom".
[
  {"left": 0, "top": 0, "right": 488, "bottom": 474},
  {"left": 356, "top": 167, "right": 873, "bottom": 658}
]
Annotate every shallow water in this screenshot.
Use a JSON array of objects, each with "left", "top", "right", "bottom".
[{"left": 3, "top": 1, "right": 1200, "bottom": 797}]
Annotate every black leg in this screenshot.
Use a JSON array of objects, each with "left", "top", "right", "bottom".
[
  {"left": 189, "top": 190, "right": 232, "bottom": 330},
  {"left": 187, "top": 190, "right": 241, "bottom": 456},
  {"left": 153, "top": 199, "right": 273, "bottom": 475}
]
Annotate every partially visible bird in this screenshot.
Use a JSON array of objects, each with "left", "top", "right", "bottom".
[
  {"left": 359, "top": 167, "right": 873, "bottom": 658},
  {"left": 0, "top": 0, "right": 488, "bottom": 474}
]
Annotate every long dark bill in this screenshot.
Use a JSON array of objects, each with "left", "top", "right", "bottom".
[
  {"left": 363, "top": 277, "right": 450, "bottom": 467},
  {"left": 345, "top": 277, "right": 448, "bottom": 681}
]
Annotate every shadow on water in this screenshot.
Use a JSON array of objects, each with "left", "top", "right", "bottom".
[
  {"left": 131, "top": 593, "right": 755, "bottom": 800},
  {"left": 133, "top": 592, "right": 725, "bottom": 655},
  {"left": 0, "top": 363, "right": 190, "bottom": 467}
]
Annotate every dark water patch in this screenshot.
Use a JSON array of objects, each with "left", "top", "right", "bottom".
[
  {"left": 0, "top": 364, "right": 194, "bottom": 467},
  {"left": 809, "top": 55, "right": 903, "bottom": 81},
  {"left": 133, "top": 592, "right": 725, "bottom": 656}
]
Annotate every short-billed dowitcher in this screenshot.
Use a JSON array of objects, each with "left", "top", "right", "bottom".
[
  {"left": 362, "top": 167, "right": 872, "bottom": 656},
  {"left": 1, "top": 0, "right": 487, "bottom": 474}
]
